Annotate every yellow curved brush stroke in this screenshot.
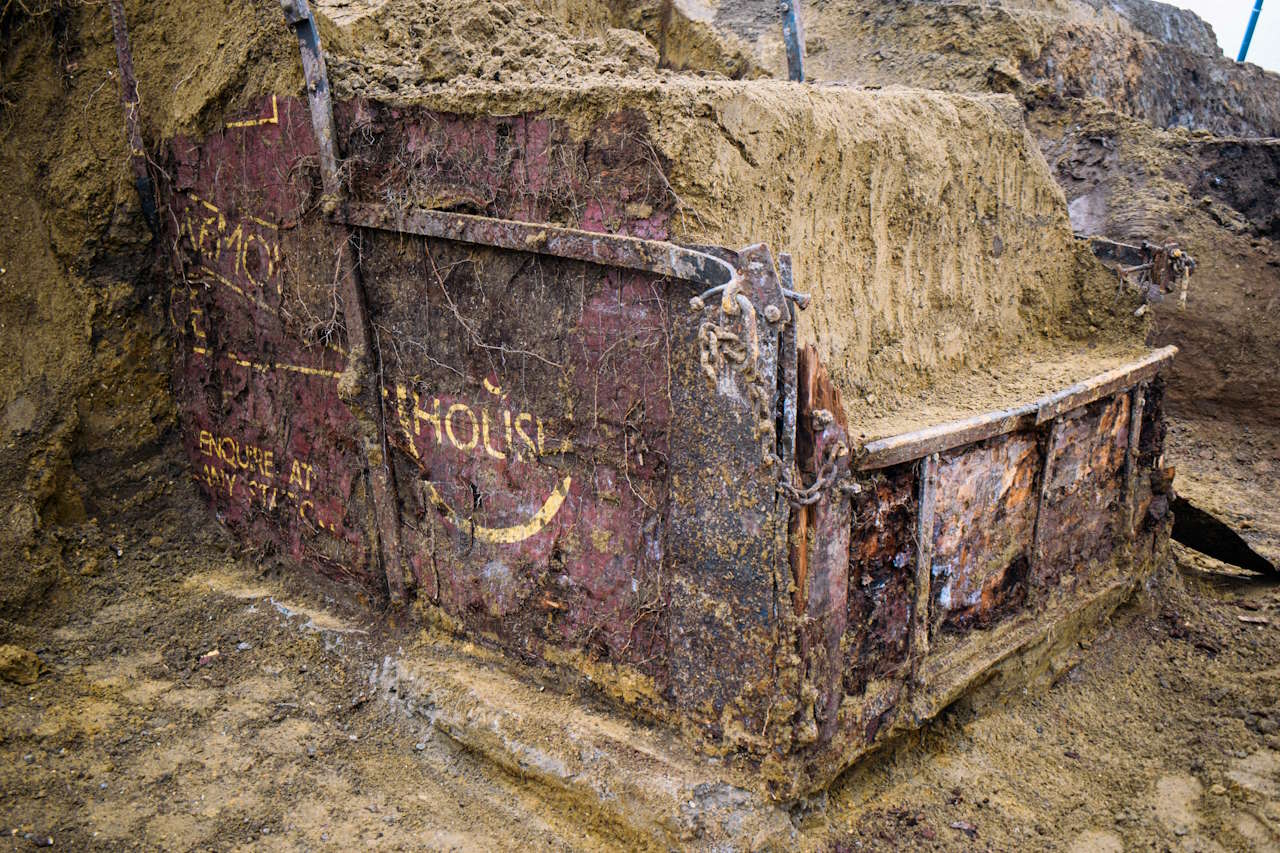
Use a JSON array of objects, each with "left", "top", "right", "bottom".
[{"left": 425, "top": 475, "right": 572, "bottom": 544}]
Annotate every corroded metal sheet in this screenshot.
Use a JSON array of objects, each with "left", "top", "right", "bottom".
[
  {"left": 666, "top": 243, "right": 792, "bottom": 747},
  {"left": 842, "top": 465, "right": 915, "bottom": 736},
  {"left": 1033, "top": 393, "right": 1132, "bottom": 591},
  {"left": 929, "top": 431, "right": 1039, "bottom": 633},
  {"left": 163, "top": 95, "right": 380, "bottom": 592}
]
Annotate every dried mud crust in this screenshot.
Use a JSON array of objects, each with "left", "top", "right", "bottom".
[
  {"left": 2, "top": 422, "right": 1280, "bottom": 849},
  {"left": 321, "top": 71, "right": 1140, "bottom": 406},
  {"left": 843, "top": 338, "right": 1150, "bottom": 443}
]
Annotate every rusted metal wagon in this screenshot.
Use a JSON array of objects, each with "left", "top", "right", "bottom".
[{"left": 153, "top": 0, "right": 1177, "bottom": 798}]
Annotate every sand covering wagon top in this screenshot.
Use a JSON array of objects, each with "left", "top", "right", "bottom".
[{"left": 148, "top": 0, "right": 1181, "bottom": 797}]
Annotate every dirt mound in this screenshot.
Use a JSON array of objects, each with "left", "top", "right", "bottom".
[
  {"left": 697, "top": 0, "right": 1280, "bottom": 426},
  {"left": 730, "top": 0, "right": 1280, "bottom": 137},
  {"left": 327, "top": 69, "right": 1139, "bottom": 407},
  {"left": 1030, "top": 96, "right": 1280, "bottom": 423},
  {"left": 0, "top": 0, "right": 306, "bottom": 617}
]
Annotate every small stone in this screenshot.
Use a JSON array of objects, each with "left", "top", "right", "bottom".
[
  {"left": 0, "top": 645, "right": 41, "bottom": 685},
  {"left": 236, "top": 642, "right": 252, "bottom": 652},
  {"left": 148, "top": 535, "right": 164, "bottom": 548},
  {"left": 22, "top": 754, "right": 34, "bottom": 764},
  {"left": 414, "top": 742, "right": 426, "bottom": 752},
  {"left": 1258, "top": 718, "right": 1278, "bottom": 735},
  {"left": 1210, "top": 783, "right": 1226, "bottom": 795}
]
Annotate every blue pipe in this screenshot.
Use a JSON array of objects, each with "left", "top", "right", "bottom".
[{"left": 1238, "top": 0, "right": 1263, "bottom": 62}]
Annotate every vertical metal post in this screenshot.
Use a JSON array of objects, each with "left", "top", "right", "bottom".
[
  {"left": 911, "top": 453, "right": 937, "bottom": 680},
  {"left": 1027, "top": 418, "right": 1064, "bottom": 605},
  {"left": 107, "top": 0, "right": 157, "bottom": 233},
  {"left": 279, "top": 0, "right": 406, "bottom": 606},
  {"left": 1238, "top": 0, "right": 1263, "bottom": 62},
  {"left": 780, "top": 0, "right": 806, "bottom": 82},
  {"left": 1123, "top": 384, "right": 1147, "bottom": 537}
]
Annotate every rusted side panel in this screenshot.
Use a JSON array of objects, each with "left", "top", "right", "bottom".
[
  {"left": 840, "top": 465, "right": 915, "bottom": 741},
  {"left": 363, "top": 236, "right": 674, "bottom": 674},
  {"left": 798, "top": 418, "right": 852, "bottom": 744},
  {"left": 162, "top": 96, "right": 379, "bottom": 592},
  {"left": 1033, "top": 394, "right": 1131, "bottom": 592},
  {"left": 1136, "top": 378, "right": 1172, "bottom": 540},
  {"left": 336, "top": 102, "right": 674, "bottom": 239},
  {"left": 666, "top": 244, "right": 792, "bottom": 747},
  {"left": 929, "top": 431, "right": 1040, "bottom": 634}
]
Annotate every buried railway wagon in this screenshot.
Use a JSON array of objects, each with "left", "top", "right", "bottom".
[{"left": 148, "top": 1, "right": 1181, "bottom": 798}]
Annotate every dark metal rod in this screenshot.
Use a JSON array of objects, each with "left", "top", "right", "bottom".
[
  {"left": 780, "top": 0, "right": 806, "bottom": 82},
  {"left": 107, "top": 0, "right": 157, "bottom": 233},
  {"left": 279, "top": 0, "right": 407, "bottom": 606}
]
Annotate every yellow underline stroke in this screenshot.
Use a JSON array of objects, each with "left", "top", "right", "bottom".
[
  {"left": 190, "top": 344, "right": 341, "bottom": 380},
  {"left": 225, "top": 94, "right": 279, "bottom": 129},
  {"left": 426, "top": 476, "right": 572, "bottom": 544},
  {"left": 198, "top": 264, "right": 273, "bottom": 314},
  {"left": 185, "top": 190, "right": 277, "bottom": 231}
]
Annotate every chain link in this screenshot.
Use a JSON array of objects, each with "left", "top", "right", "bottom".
[{"left": 692, "top": 283, "right": 850, "bottom": 508}]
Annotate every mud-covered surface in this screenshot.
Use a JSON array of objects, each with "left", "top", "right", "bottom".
[
  {"left": 1, "top": 415, "right": 1278, "bottom": 850},
  {"left": 2, "top": 0, "right": 1279, "bottom": 847}
]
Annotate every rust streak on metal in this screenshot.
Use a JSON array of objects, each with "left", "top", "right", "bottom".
[
  {"left": 911, "top": 454, "right": 937, "bottom": 677},
  {"left": 1035, "top": 345, "right": 1176, "bottom": 424},
  {"left": 1027, "top": 418, "right": 1064, "bottom": 605},
  {"left": 342, "top": 203, "right": 737, "bottom": 290},
  {"left": 1124, "top": 383, "right": 1147, "bottom": 537}
]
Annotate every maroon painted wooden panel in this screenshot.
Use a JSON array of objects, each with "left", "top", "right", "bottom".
[{"left": 163, "top": 96, "right": 378, "bottom": 592}]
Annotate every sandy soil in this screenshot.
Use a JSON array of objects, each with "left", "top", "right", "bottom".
[{"left": 2, "top": 413, "right": 1278, "bottom": 850}]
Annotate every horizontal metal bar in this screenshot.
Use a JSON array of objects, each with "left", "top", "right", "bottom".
[
  {"left": 856, "top": 346, "right": 1177, "bottom": 471},
  {"left": 342, "top": 203, "right": 736, "bottom": 290},
  {"left": 855, "top": 403, "right": 1038, "bottom": 472},
  {"left": 1034, "top": 345, "right": 1177, "bottom": 424}
]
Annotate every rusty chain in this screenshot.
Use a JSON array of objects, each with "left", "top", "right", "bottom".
[{"left": 692, "top": 281, "right": 851, "bottom": 508}]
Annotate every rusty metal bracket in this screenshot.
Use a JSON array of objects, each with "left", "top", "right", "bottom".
[
  {"left": 342, "top": 203, "right": 741, "bottom": 292},
  {"left": 107, "top": 0, "right": 157, "bottom": 233},
  {"left": 278, "top": 0, "right": 407, "bottom": 605},
  {"left": 1090, "top": 237, "right": 1194, "bottom": 310}
]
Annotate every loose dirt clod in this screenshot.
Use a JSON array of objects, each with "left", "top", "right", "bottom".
[{"left": 0, "top": 644, "right": 40, "bottom": 685}]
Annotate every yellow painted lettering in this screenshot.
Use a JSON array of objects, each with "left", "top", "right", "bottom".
[
  {"left": 413, "top": 393, "right": 442, "bottom": 445},
  {"left": 446, "top": 404, "right": 478, "bottom": 452},
  {"left": 481, "top": 408, "right": 505, "bottom": 460},
  {"left": 515, "top": 413, "right": 536, "bottom": 458}
]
